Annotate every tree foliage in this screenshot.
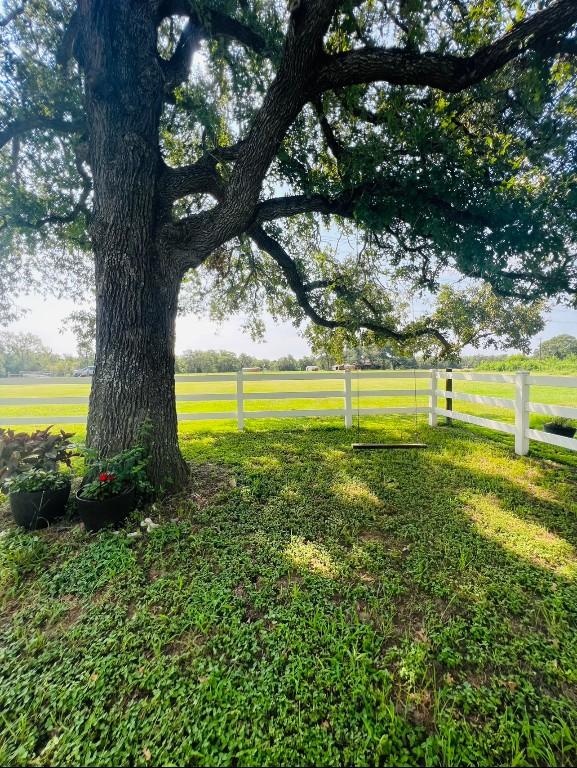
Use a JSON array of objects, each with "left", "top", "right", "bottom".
[
  {"left": 0, "top": 331, "right": 79, "bottom": 375},
  {"left": 61, "top": 309, "right": 96, "bottom": 361},
  {"left": 539, "top": 333, "right": 577, "bottom": 358},
  {"left": 1, "top": 0, "right": 576, "bottom": 358}
]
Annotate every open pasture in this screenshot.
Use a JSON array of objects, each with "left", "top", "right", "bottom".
[{"left": 0, "top": 371, "right": 576, "bottom": 437}]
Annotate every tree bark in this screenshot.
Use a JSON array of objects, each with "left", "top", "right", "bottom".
[
  {"left": 87, "top": 261, "right": 188, "bottom": 489},
  {"left": 78, "top": 0, "right": 188, "bottom": 488}
]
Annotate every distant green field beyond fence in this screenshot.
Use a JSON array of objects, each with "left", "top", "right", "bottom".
[{"left": 0, "top": 371, "right": 576, "bottom": 436}]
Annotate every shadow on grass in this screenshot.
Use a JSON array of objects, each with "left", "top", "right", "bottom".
[{"left": 179, "top": 420, "right": 577, "bottom": 748}]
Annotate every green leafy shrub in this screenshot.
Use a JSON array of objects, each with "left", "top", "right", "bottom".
[
  {"left": 0, "top": 427, "right": 75, "bottom": 483},
  {"left": 546, "top": 416, "right": 576, "bottom": 428},
  {"left": 6, "top": 469, "right": 70, "bottom": 494},
  {"left": 78, "top": 445, "right": 153, "bottom": 501}
]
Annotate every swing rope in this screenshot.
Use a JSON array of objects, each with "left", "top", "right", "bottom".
[{"left": 352, "top": 284, "right": 426, "bottom": 450}]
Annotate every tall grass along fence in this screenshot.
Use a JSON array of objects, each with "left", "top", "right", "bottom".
[{"left": 1, "top": 370, "right": 576, "bottom": 456}]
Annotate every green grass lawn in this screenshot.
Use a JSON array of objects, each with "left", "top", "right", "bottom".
[{"left": 1, "top": 418, "right": 577, "bottom": 766}]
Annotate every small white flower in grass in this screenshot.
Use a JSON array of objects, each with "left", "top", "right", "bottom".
[
  {"left": 140, "top": 517, "right": 160, "bottom": 533},
  {"left": 127, "top": 531, "right": 142, "bottom": 539}
]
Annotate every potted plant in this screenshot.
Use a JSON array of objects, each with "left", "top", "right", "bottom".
[
  {"left": 76, "top": 444, "right": 151, "bottom": 532},
  {"left": 543, "top": 417, "right": 576, "bottom": 439},
  {"left": 6, "top": 470, "right": 72, "bottom": 529},
  {"left": 0, "top": 427, "right": 75, "bottom": 530}
]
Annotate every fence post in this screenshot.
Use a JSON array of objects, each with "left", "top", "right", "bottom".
[
  {"left": 429, "top": 369, "right": 438, "bottom": 427},
  {"left": 344, "top": 370, "right": 353, "bottom": 428},
  {"left": 445, "top": 367, "right": 453, "bottom": 426},
  {"left": 236, "top": 370, "right": 244, "bottom": 431},
  {"left": 515, "top": 370, "right": 529, "bottom": 456}
]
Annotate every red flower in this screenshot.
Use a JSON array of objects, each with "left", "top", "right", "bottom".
[{"left": 99, "top": 472, "right": 115, "bottom": 483}]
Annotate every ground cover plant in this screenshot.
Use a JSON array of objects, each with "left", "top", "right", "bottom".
[{"left": 1, "top": 417, "right": 577, "bottom": 766}]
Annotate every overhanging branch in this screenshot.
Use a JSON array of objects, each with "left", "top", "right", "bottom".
[
  {"left": 159, "top": 159, "right": 224, "bottom": 204},
  {"left": 315, "top": 0, "right": 577, "bottom": 94},
  {"left": 0, "top": 116, "right": 84, "bottom": 151},
  {"left": 249, "top": 224, "right": 451, "bottom": 352},
  {"left": 254, "top": 187, "right": 492, "bottom": 229},
  {"left": 158, "top": 1, "right": 269, "bottom": 56}
]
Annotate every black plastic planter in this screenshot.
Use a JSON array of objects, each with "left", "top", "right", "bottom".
[
  {"left": 10, "top": 482, "right": 71, "bottom": 530},
  {"left": 544, "top": 423, "right": 576, "bottom": 439},
  {"left": 76, "top": 485, "right": 136, "bottom": 532}
]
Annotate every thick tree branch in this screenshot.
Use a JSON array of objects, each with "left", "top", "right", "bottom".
[
  {"left": 200, "top": 0, "right": 338, "bottom": 246},
  {"left": 0, "top": 116, "right": 84, "bottom": 151},
  {"left": 159, "top": 159, "right": 224, "bottom": 204},
  {"left": 315, "top": 0, "right": 577, "bottom": 94},
  {"left": 56, "top": 8, "right": 79, "bottom": 67},
  {"left": 0, "top": 4, "right": 25, "bottom": 27},
  {"left": 254, "top": 187, "right": 492, "bottom": 229},
  {"left": 203, "top": 8, "right": 269, "bottom": 55},
  {"left": 249, "top": 224, "right": 451, "bottom": 352},
  {"left": 160, "top": 18, "right": 202, "bottom": 92},
  {"left": 158, "top": 1, "right": 268, "bottom": 56}
]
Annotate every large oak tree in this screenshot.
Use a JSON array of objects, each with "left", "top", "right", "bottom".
[{"left": 1, "top": 0, "right": 576, "bottom": 485}]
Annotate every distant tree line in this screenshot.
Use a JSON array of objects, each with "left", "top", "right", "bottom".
[
  {"left": 464, "top": 335, "right": 577, "bottom": 373},
  {"left": 176, "top": 350, "right": 318, "bottom": 373},
  {"left": 0, "top": 333, "right": 82, "bottom": 377},
  {"left": 2, "top": 333, "right": 576, "bottom": 377},
  {"left": 176, "top": 347, "right": 461, "bottom": 373}
]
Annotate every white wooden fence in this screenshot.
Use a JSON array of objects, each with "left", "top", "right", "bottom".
[
  {"left": 1, "top": 370, "right": 576, "bottom": 456},
  {"left": 429, "top": 370, "right": 577, "bottom": 455}
]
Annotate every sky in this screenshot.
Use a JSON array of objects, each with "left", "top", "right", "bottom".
[
  {"left": 4, "top": 291, "right": 577, "bottom": 358},
  {"left": 6, "top": 293, "right": 310, "bottom": 358}
]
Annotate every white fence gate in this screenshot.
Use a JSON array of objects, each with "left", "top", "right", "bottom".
[{"left": 1, "top": 370, "right": 576, "bottom": 456}]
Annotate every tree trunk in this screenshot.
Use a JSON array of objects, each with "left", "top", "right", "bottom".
[
  {"left": 87, "top": 263, "right": 188, "bottom": 489},
  {"left": 78, "top": 0, "right": 189, "bottom": 489}
]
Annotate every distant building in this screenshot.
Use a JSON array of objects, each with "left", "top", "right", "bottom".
[
  {"left": 241, "top": 366, "right": 262, "bottom": 372},
  {"left": 305, "top": 365, "right": 320, "bottom": 371}
]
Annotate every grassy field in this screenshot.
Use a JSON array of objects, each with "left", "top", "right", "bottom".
[
  {"left": 1, "top": 420, "right": 577, "bottom": 765},
  {"left": 0, "top": 371, "right": 576, "bottom": 434}
]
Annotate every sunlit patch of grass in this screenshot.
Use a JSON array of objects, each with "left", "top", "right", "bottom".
[
  {"left": 277, "top": 484, "right": 301, "bottom": 503},
  {"left": 320, "top": 448, "right": 348, "bottom": 462},
  {"left": 332, "top": 475, "right": 385, "bottom": 509},
  {"left": 245, "top": 454, "right": 282, "bottom": 472},
  {"left": 438, "top": 447, "right": 560, "bottom": 505},
  {"left": 284, "top": 536, "right": 339, "bottom": 578},
  {"left": 461, "top": 491, "right": 577, "bottom": 579}
]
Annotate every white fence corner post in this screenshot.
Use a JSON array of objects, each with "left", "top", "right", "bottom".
[
  {"left": 429, "top": 369, "right": 438, "bottom": 427},
  {"left": 344, "top": 370, "right": 353, "bottom": 429},
  {"left": 236, "top": 370, "right": 245, "bottom": 431},
  {"left": 514, "top": 370, "right": 529, "bottom": 455}
]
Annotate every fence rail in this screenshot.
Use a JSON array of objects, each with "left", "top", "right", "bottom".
[{"left": 1, "top": 370, "right": 576, "bottom": 456}]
